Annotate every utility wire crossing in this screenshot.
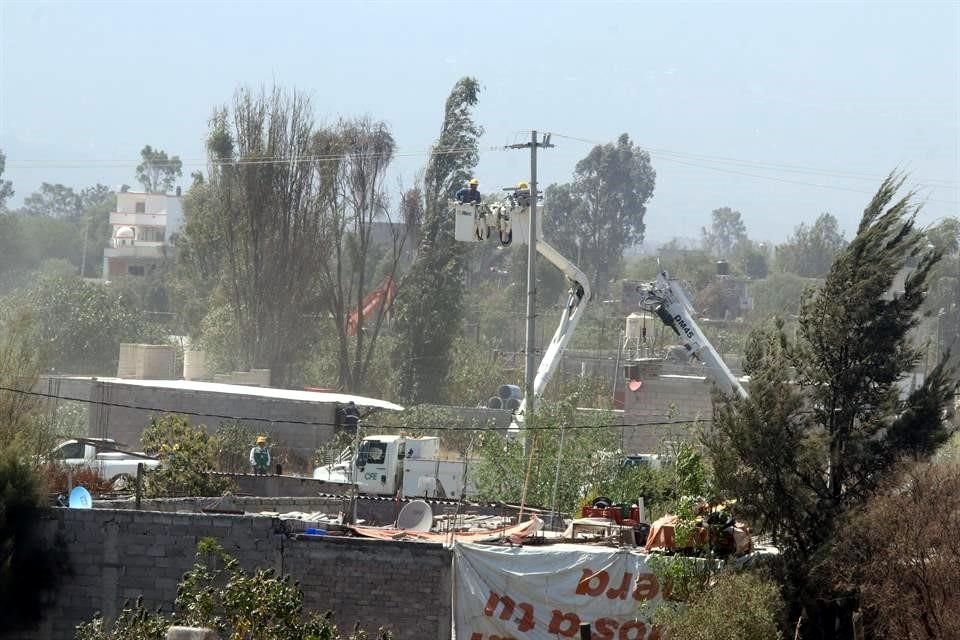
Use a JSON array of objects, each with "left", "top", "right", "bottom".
[{"left": 1, "top": 385, "right": 709, "bottom": 431}]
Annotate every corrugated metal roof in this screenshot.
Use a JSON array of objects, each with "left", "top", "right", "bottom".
[{"left": 66, "top": 377, "right": 403, "bottom": 411}]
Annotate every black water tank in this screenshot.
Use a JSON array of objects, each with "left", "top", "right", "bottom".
[{"left": 716, "top": 260, "right": 730, "bottom": 276}]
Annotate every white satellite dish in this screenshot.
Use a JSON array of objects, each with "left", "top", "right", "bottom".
[
  {"left": 396, "top": 500, "right": 433, "bottom": 532},
  {"left": 68, "top": 486, "right": 92, "bottom": 509}
]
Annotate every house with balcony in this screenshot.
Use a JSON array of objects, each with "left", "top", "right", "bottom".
[{"left": 103, "top": 189, "right": 184, "bottom": 277}]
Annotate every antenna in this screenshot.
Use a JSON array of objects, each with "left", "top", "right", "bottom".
[{"left": 396, "top": 500, "right": 433, "bottom": 531}]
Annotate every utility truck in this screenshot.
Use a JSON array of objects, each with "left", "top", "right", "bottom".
[
  {"left": 313, "top": 434, "right": 478, "bottom": 500},
  {"left": 48, "top": 438, "right": 160, "bottom": 483}
]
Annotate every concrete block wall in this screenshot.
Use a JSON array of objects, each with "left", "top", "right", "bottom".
[
  {"left": 26, "top": 508, "right": 452, "bottom": 640},
  {"left": 621, "top": 360, "right": 717, "bottom": 453}
]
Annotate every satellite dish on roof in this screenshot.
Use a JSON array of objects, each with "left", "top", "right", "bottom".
[
  {"left": 396, "top": 500, "right": 433, "bottom": 532},
  {"left": 68, "top": 486, "right": 92, "bottom": 509}
]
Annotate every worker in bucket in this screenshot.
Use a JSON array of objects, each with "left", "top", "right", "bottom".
[
  {"left": 249, "top": 435, "right": 271, "bottom": 475},
  {"left": 455, "top": 178, "right": 482, "bottom": 204},
  {"left": 514, "top": 181, "right": 531, "bottom": 208}
]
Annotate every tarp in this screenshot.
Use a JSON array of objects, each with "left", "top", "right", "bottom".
[
  {"left": 454, "top": 542, "right": 664, "bottom": 640},
  {"left": 348, "top": 516, "right": 541, "bottom": 544}
]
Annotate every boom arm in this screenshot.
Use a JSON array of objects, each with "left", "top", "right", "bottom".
[
  {"left": 451, "top": 200, "right": 591, "bottom": 421},
  {"left": 636, "top": 270, "right": 747, "bottom": 399}
]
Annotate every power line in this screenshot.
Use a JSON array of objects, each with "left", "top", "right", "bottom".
[
  {"left": 551, "top": 132, "right": 959, "bottom": 189},
  {"left": 1, "top": 384, "right": 708, "bottom": 431},
  {"left": 6, "top": 144, "right": 504, "bottom": 171}
]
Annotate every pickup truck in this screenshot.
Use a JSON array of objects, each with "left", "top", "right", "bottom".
[{"left": 48, "top": 438, "right": 160, "bottom": 482}]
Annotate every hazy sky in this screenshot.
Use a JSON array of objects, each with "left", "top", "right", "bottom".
[{"left": 1, "top": 1, "right": 957, "bottom": 247}]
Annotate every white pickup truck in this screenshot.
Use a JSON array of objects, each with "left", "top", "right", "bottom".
[{"left": 48, "top": 438, "right": 160, "bottom": 482}]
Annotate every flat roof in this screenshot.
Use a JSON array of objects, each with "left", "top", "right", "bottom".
[{"left": 65, "top": 377, "right": 403, "bottom": 412}]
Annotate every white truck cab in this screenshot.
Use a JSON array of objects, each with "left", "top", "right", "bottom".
[{"left": 314, "top": 435, "right": 477, "bottom": 500}]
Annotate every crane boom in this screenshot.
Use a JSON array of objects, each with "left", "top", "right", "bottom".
[{"left": 635, "top": 270, "right": 748, "bottom": 399}]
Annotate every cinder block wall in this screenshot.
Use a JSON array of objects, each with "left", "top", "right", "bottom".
[
  {"left": 26, "top": 508, "right": 452, "bottom": 640},
  {"left": 621, "top": 360, "right": 719, "bottom": 453}
]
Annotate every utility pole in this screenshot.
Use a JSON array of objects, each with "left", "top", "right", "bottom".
[{"left": 506, "top": 130, "right": 554, "bottom": 418}]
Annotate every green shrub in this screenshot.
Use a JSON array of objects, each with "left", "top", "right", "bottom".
[{"left": 141, "top": 414, "right": 233, "bottom": 498}]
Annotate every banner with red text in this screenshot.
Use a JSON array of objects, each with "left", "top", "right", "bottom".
[{"left": 454, "top": 542, "right": 664, "bottom": 640}]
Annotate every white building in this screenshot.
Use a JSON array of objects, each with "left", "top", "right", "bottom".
[{"left": 103, "top": 190, "right": 184, "bottom": 277}]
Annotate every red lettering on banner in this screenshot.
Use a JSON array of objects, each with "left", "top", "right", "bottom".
[
  {"left": 631, "top": 573, "right": 660, "bottom": 601},
  {"left": 618, "top": 620, "right": 647, "bottom": 640},
  {"left": 606, "top": 571, "right": 634, "bottom": 600},
  {"left": 548, "top": 610, "right": 581, "bottom": 637},
  {"left": 483, "top": 591, "right": 516, "bottom": 621},
  {"left": 515, "top": 602, "right": 535, "bottom": 632},
  {"left": 576, "top": 568, "right": 608, "bottom": 596},
  {"left": 593, "top": 617, "right": 619, "bottom": 640}
]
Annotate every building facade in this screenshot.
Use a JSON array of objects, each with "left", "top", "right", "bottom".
[{"left": 102, "top": 190, "right": 183, "bottom": 277}]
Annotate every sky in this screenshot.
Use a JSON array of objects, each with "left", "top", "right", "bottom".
[{"left": 1, "top": 0, "right": 958, "bottom": 248}]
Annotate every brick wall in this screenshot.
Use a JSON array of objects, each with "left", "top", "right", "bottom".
[{"left": 26, "top": 508, "right": 452, "bottom": 640}]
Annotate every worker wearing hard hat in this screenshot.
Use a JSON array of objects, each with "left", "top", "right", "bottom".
[
  {"left": 514, "top": 180, "right": 531, "bottom": 208},
  {"left": 249, "top": 435, "right": 271, "bottom": 475},
  {"left": 455, "top": 178, "right": 482, "bottom": 204}
]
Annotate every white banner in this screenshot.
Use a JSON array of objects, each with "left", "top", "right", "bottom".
[{"left": 454, "top": 542, "right": 664, "bottom": 640}]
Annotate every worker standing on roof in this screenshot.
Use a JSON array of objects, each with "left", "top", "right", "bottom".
[
  {"left": 249, "top": 436, "right": 271, "bottom": 475},
  {"left": 337, "top": 401, "right": 361, "bottom": 432},
  {"left": 455, "top": 178, "right": 482, "bottom": 203}
]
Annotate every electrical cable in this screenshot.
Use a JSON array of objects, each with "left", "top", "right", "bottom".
[{"left": 0, "top": 384, "right": 709, "bottom": 431}]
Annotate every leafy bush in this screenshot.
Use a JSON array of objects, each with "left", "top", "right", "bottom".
[
  {"left": 212, "top": 419, "right": 257, "bottom": 473},
  {"left": 75, "top": 597, "right": 168, "bottom": 640},
  {"left": 652, "top": 569, "right": 784, "bottom": 640},
  {"left": 0, "top": 447, "right": 65, "bottom": 631},
  {"left": 141, "top": 414, "right": 233, "bottom": 497}
]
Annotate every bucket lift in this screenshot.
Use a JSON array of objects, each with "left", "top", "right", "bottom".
[{"left": 451, "top": 196, "right": 592, "bottom": 428}]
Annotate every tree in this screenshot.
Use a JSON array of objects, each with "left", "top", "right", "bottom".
[
  {"left": 316, "top": 117, "right": 406, "bottom": 392},
  {"left": 179, "top": 86, "right": 331, "bottom": 385},
  {"left": 775, "top": 213, "right": 847, "bottom": 277},
  {"left": 0, "top": 149, "right": 13, "bottom": 212},
  {"left": 12, "top": 273, "right": 162, "bottom": 374},
  {"left": 830, "top": 460, "right": 960, "bottom": 639},
  {"left": 926, "top": 217, "right": 960, "bottom": 256},
  {"left": 135, "top": 144, "right": 182, "bottom": 193},
  {"left": 701, "top": 207, "right": 747, "bottom": 259},
  {"left": 703, "top": 175, "right": 959, "bottom": 639},
  {"left": 542, "top": 134, "right": 656, "bottom": 294},
  {"left": 19, "top": 182, "right": 82, "bottom": 217},
  {"left": 391, "top": 77, "right": 482, "bottom": 403}
]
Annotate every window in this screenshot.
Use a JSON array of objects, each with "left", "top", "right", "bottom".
[
  {"left": 357, "top": 440, "right": 388, "bottom": 466},
  {"left": 52, "top": 442, "right": 85, "bottom": 460},
  {"left": 135, "top": 201, "right": 146, "bottom": 213},
  {"left": 128, "top": 265, "right": 145, "bottom": 276}
]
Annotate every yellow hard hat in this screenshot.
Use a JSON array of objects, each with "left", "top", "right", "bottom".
[
  {"left": 469, "top": 178, "right": 479, "bottom": 186},
  {"left": 517, "top": 181, "right": 529, "bottom": 190},
  {"left": 256, "top": 436, "right": 267, "bottom": 444}
]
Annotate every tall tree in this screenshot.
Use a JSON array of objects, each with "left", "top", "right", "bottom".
[
  {"left": 178, "top": 87, "right": 329, "bottom": 385},
  {"left": 316, "top": 117, "right": 405, "bottom": 392},
  {"left": 542, "top": 134, "right": 656, "bottom": 294},
  {"left": 391, "top": 77, "right": 481, "bottom": 404},
  {"left": 701, "top": 207, "right": 747, "bottom": 259},
  {"left": 135, "top": 145, "right": 182, "bottom": 194},
  {"left": 775, "top": 212, "right": 847, "bottom": 277},
  {"left": 19, "top": 183, "right": 82, "bottom": 217},
  {"left": 0, "top": 150, "right": 14, "bottom": 212},
  {"left": 704, "top": 175, "right": 958, "bottom": 640}
]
